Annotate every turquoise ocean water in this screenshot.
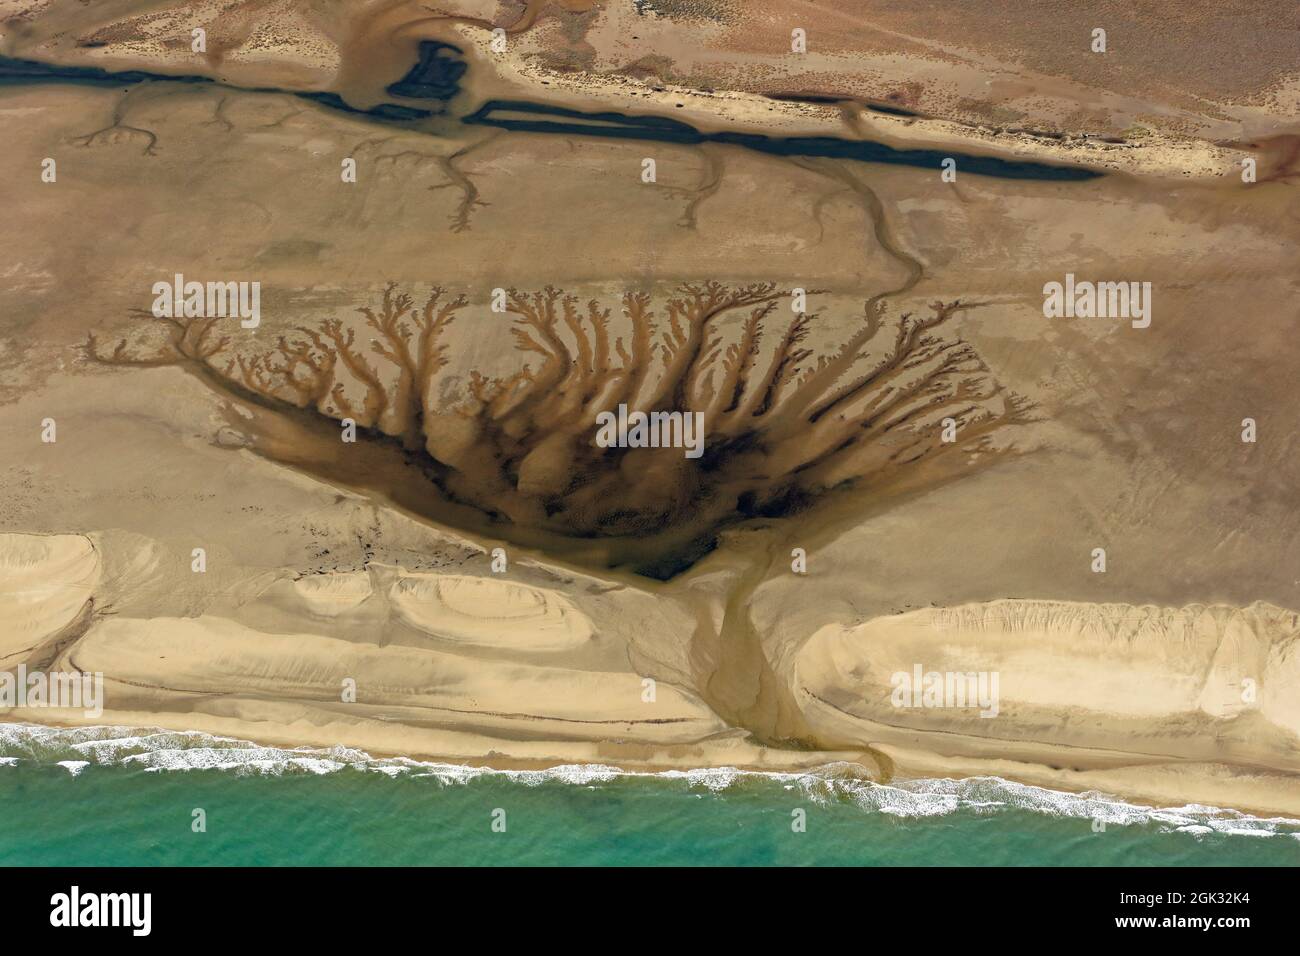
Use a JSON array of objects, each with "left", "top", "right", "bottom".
[{"left": 1, "top": 724, "right": 1296, "bottom": 866}]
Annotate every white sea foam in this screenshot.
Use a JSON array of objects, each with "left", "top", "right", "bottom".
[
  {"left": 1, "top": 722, "right": 1297, "bottom": 838},
  {"left": 830, "top": 775, "right": 1300, "bottom": 837}
]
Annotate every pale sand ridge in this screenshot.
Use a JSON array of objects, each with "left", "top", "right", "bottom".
[
  {"left": 389, "top": 573, "right": 594, "bottom": 651},
  {"left": 0, "top": 533, "right": 99, "bottom": 666}
]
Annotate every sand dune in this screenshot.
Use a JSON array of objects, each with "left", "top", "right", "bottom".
[
  {"left": 795, "top": 599, "right": 1300, "bottom": 762},
  {"left": 6, "top": 525, "right": 1300, "bottom": 812},
  {"left": 389, "top": 573, "right": 594, "bottom": 651},
  {"left": 293, "top": 571, "right": 374, "bottom": 618},
  {"left": 0, "top": 533, "right": 99, "bottom": 665},
  {"left": 67, "top": 614, "right": 719, "bottom": 742}
]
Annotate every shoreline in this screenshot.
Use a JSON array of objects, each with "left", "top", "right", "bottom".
[
  {"left": 4, "top": 719, "right": 1299, "bottom": 841},
  {"left": 0, "top": 21, "right": 1279, "bottom": 184},
  {"left": 0, "top": 52, "right": 1103, "bottom": 183},
  {"left": 8, "top": 706, "right": 1300, "bottom": 822},
  {"left": 460, "top": 29, "right": 1258, "bottom": 183}
]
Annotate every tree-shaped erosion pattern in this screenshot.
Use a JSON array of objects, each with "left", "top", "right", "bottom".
[{"left": 87, "top": 282, "right": 1031, "bottom": 577}]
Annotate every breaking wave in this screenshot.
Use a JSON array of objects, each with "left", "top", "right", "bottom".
[{"left": 2, "top": 722, "right": 1296, "bottom": 839}]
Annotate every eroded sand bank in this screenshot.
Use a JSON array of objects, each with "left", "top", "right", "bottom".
[
  {"left": 2, "top": 524, "right": 1299, "bottom": 816},
  {"left": 1, "top": 1, "right": 1298, "bottom": 817}
]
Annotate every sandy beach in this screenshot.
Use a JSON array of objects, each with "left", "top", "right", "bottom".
[{"left": 2, "top": 0, "right": 1298, "bottom": 821}]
